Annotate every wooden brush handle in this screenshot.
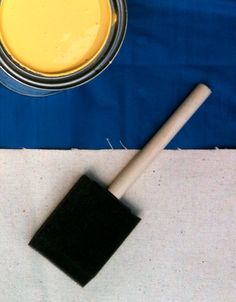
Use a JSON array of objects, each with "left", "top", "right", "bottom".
[{"left": 108, "top": 84, "right": 212, "bottom": 199}]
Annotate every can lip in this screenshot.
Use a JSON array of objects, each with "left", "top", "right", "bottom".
[{"left": 0, "top": 0, "right": 128, "bottom": 91}]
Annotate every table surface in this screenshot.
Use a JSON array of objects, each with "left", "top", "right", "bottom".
[{"left": 0, "top": 150, "right": 235, "bottom": 302}]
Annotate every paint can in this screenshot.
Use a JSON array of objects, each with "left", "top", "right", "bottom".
[{"left": 0, "top": 0, "right": 127, "bottom": 97}]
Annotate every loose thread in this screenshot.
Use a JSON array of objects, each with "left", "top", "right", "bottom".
[
  {"left": 106, "top": 138, "right": 114, "bottom": 150},
  {"left": 119, "top": 140, "right": 127, "bottom": 150}
]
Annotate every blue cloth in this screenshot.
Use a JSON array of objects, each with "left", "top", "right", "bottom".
[{"left": 0, "top": 0, "right": 235, "bottom": 149}]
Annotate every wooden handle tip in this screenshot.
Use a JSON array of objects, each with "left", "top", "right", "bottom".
[{"left": 198, "top": 83, "right": 212, "bottom": 95}]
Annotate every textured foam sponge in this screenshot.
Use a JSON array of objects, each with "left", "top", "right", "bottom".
[{"left": 29, "top": 175, "right": 141, "bottom": 286}]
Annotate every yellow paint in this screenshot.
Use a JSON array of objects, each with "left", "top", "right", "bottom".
[{"left": 0, "top": 0, "right": 113, "bottom": 76}]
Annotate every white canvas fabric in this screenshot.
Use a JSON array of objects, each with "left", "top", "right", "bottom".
[{"left": 0, "top": 150, "right": 235, "bottom": 302}]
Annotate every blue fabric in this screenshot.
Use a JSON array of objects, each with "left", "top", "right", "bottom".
[{"left": 0, "top": 0, "right": 235, "bottom": 149}]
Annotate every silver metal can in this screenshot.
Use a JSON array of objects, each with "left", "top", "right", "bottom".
[{"left": 0, "top": 0, "right": 127, "bottom": 97}]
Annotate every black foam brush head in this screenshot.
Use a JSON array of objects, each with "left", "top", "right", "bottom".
[{"left": 29, "top": 175, "right": 141, "bottom": 286}]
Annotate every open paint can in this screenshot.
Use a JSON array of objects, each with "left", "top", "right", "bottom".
[{"left": 0, "top": 0, "right": 127, "bottom": 97}]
